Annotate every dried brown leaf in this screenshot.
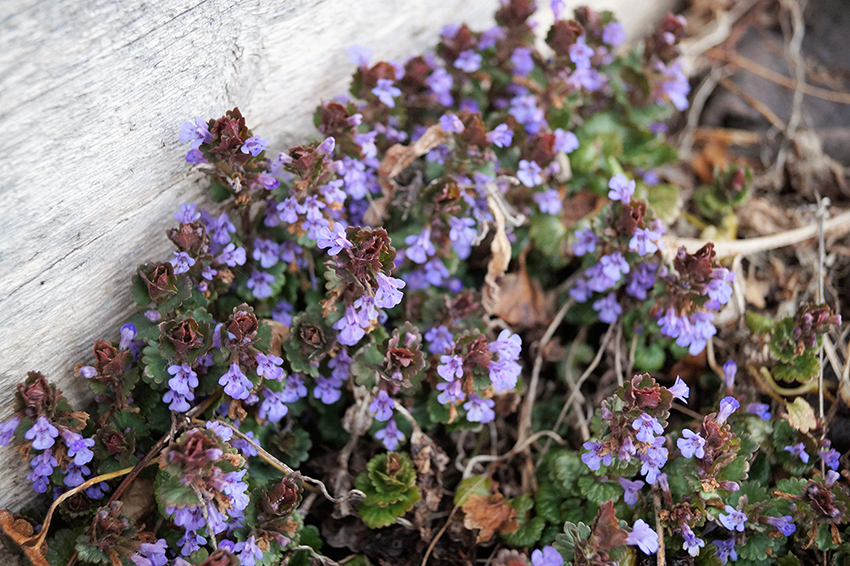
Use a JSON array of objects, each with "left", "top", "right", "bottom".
[
  {"left": 490, "top": 248, "right": 551, "bottom": 330},
  {"left": 0, "top": 510, "right": 49, "bottom": 566},
  {"left": 591, "top": 501, "right": 628, "bottom": 551},
  {"left": 461, "top": 493, "right": 518, "bottom": 543},
  {"left": 482, "top": 193, "right": 512, "bottom": 317}
]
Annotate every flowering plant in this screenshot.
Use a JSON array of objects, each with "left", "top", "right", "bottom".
[{"left": 1, "top": 1, "right": 847, "bottom": 566}]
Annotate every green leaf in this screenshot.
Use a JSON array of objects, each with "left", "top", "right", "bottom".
[
  {"left": 773, "top": 350, "right": 820, "bottom": 383},
  {"left": 454, "top": 476, "right": 492, "bottom": 506},
  {"left": 645, "top": 183, "right": 680, "bottom": 224},
  {"left": 131, "top": 273, "right": 152, "bottom": 307},
  {"left": 633, "top": 340, "right": 665, "bottom": 373},
  {"left": 141, "top": 344, "right": 170, "bottom": 385},
  {"left": 530, "top": 214, "right": 568, "bottom": 266},
  {"left": 745, "top": 312, "right": 776, "bottom": 335},
  {"left": 45, "top": 528, "right": 80, "bottom": 566},
  {"left": 736, "top": 533, "right": 783, "bottom": 563},
  {"left": 577, "top": 476, "right": 622, "bottom": 506},
  {"left": 501, "top": 516, "right": 545, "bottom": 547}
]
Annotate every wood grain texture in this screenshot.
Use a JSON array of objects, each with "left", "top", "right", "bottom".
[{"left": 0, "top": 0, "right": 671, "bottom": 520}]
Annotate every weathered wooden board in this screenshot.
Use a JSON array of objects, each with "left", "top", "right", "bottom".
[{"left": 0, "top": 0, "right": 672, "bottom": 519}]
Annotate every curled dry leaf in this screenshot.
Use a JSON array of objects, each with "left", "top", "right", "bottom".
[
  {"left": 490, "top": 247, "right": 552, "bottom": 330},
  {"left": 591, "top": 501, "right": 628, "bottom": 552},
  {"left": 411, "top": 429, "right": 449, "bottom": 538},
  {"left": 0, "top": 510, "right": 49, "bottom": 566},
  {"left": 482, "top": 191, "right": 512, "bottom": 317},
  {"left": 461, "top": 492, "right": 518, "bottom": 543},
  {"left": 365, "top": 125, "right": 450, "bottom": 225},
  {"left": 262, "top": 318, "right": 290, "bottom": 358}
]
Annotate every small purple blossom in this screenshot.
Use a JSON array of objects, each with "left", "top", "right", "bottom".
[
  {"left": 256, "top": 352, "right": 284, "bottom": 382},
  {"left": 219, "top": 363, "right": 252, "bottom": 400},
  {"left": 438, "top": 355, "right": 463, "bottom": 382},
  {"left": 486, "top": 123, "right": 514, "bottom": 148},
  {"left": 425, "top": 326, "right": 454, "bottom": 354},
  {"left": 404, "top": 227, "right": 436, "bottom": 264},
  {"left": 316, "top": 223, "right": 353, "bottom": 256},
  {"left": 517, "top": 159, "right": 543, "bottom": 187},
  {"left": 317, "top": 136, "right": 335, "bottom": 156},
  {"left": 718, "top": 505, "right": 747, "bottom": 532},
  {"left": 681, "top": 524, "right": 705, "bottom": 557},
  {"left": 534, "top": 189, "right": 562, "bottom": 214},
  {"left": 640, "top": 437, "right": 669, "bottom": 484},
  {"left": 217, "top": 243, "right": 246, "bottom": 267},
  {"left": 581, "top": 440, "right": 612, "bottom": 471},
  {"left": 607, "top": 174, "right": 636, "bottom": 204},
  {"left": 765, "top": 515, "right": 796, "bottom": 536},
  {"left": 784, "top": 442, "right": 810, "bottom": 463},
  {"left": 627, "top": 519, "right": 659, "bottom": 554},
  {"left": 167, "top": 363, "right": 198, "bottom": 396},
  {"left": 629, "top": 227, "right": 661, "bottom": 256},
  {"left": 170, "top": 251, "right": 195, "bottom": 275},
  {"left": 593, "top": 292, "right": 622, "bottom": 323},
  {"left": 489, "top": 359, "right": 521, "bottom": 392},
  {"left": 820, "top": 447, "right": 840, "bottom": 470},
  {"left": 677, "top": 429, "right": 706, "bottom": 459},
  {"left": 252, "top": 239, "right": 280, "bottom": 268},
  {"left": 426, "top": 67, "right": 454, "bottom": 106},
  {"left": 715, "top": 537, "right": 738, "bottom": 564},
  {"left": 531, "top": 545, "right": 563, "bottom": 566},
  {"left": 489, "top": 329, "right": 522, "bottom": 361},
  {"left": 723, "top": 360, "right": 737, "bottom": 390},
  {"left": 569, "top": 37, "right": 594, "bottom": 69},
  {"left": 247, "top": 270, "right": 275, "bottom": 299},
  {"left": 632, "top": 413, "right": 664, "bottom": 444},
  {"left": 179, "top": 117, "right": 212, "bottom": 149},
  {"left": 602, "top": 22, "right": 627, "bottom": 47},
  {"left": 454, "top": 49, "right": 482, "bottom": 72},
  {"left": 241, "top": 137, "right": 269, "bottom": 157},
  {"left": 572, "top": 228, "right": 598, "bottom": 257},
  {"left": 174, "top": 203, "right": 201, "bottom": 224},
  {"left": 333, "top": 305, "right": 368, "bottom": 346},
  {"left": 0, "top": 417, "right": 20, "bottom": 447},
  {"left": 131, "top": 538, "right": 168, "bottom": 566},
  {"left": 746, "top": 403, "right": 771, "bottom": 420},
  {"left": 271, "top": 300, "right": 294, "bottom": 326},
  {"left": 668, "top": 376, "right": 690, "bottom": 403},
  {"left": 464, "top": 394, "right": 496, "bottom": 423},
  {"left": 369, "top": 390, "right": 395, "bottom": 422},
  {"left": 619, "top": 477, "right": 645, "bottom": 506},
  {"left": 440, "top": 113, "right": 464, "bottom": 133},
  {"left": 346, "top": 45, "right": 373, "bottom": 67},
  {"left": 374, "top": 272, "right": 406, "bottom": 309},
  {"left": 371, "top": 79, "right": 402, "bottom": 108},
  {"left": 119, "top": 323, "right": 137, "bottom": 351},
  {"left": 258, "top": 389, "right": 288, "bottom": 423},
  {"left": 436, "top": 379, "right": 465, "bottom": 405},
  {"left": 599, "top": 251, "right": 630, "bottom": 280},
  {"left": 511, "top": 47, "right": 535, "bottom": 76},
  {"left": 313, "top": 376, "right": 342, "bottom": 405},
  {"left": 25, "top": 416, "right": 59, "bottom": 450},
  {"left": 717, "top": 396, "right": 739, "bottom": 424},
  {"left": 62, "top": 429, "right": 95, "bottom": 466},
  {"left": 375, "top": 419, "right": 405, "bottom": 450}
]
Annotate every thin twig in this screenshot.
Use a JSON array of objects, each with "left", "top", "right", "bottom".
[
  {"left": 614, "top": 321, "right": 624, "bottom": 387},
  {"left": 462, "top": 430, "right": 566, "bottom": 479},
  {"left": 679, "top": 67, "right": 734, "bottom": 157},
  {"left": 518, "top": 298, "right": 575, "bottom": 445},
  {"left": 421, "top": 475, "right": 489, "bottom": 566},
  {"left": 816, "top": 196, "right": 828, "bottom": 476},
  {"left": 775, "top": 0, "right": 807, "bottom": 173},
  {"left": 718, "top": 77, "right": 787, "bottom": 132},
  {"left": 290, "top": 545, "right": 341, "bottom": 565},
  {"left": 665, "top": 209, "right": 850, "bottom": 259},
  {"left": 653, "top": 488, "right": 666, "bottom": 566}
]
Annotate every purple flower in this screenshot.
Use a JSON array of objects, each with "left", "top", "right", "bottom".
[
  {"left": 185, "top": 148, "right": 206, "bottom": 164},
  {"left": 425, "top": 325, "right": 454, "bottom": 354},
  {"left": 279, "top": 240, "right": 303, "bottom": 264},
  {"left": 206, "top": 421, "right": 233, "bottom": 441},
  {"left": 619, "top": 477, "right": 644, "bottom": 506},
  {"left": 219, "top": 363, "right": 252, "bottom": 400},
  {"left": 517, "top": 159, "right": 543, "bottom": 187},
  {"left": 593, "top": 292, "right": 622, "bottom": 323},
  {"left": 276, "top": 197, "right": 303, "bottom": 224},
  {"left": 581, "top": 440, "right": 612, "bottom": 471},
  {"left": 252, "top": 238, "right": 280, "bottom": 268},
  {"left": 640, "top": 437, "right": 668, "bottom": 484},
  {"left": 478, "top": 25, "right": 504, "bottom": 50},
  {"left": 0, "top": 417, "right": 20, "bottom": 447},
  {"left": 624, "top": 262, "right": 657, "bottom": 300},
  {"left": 256, "top": 173, "right": 279, "bottom": 190},
  {"left": 599, "top": 251, "right": 630, "bottom": 280},
  {"left": 681, "top": 524, "right": 705, "bottom": 557},
  {"left": 256, "top": 352, "right": 284, "bottom": 381},
  {"left": 371, "top": 78, "right": 402, "bottom": 108},
  {"left": 718, "top": 505, "right": 747, "bottom": 532},
  {"left": 436, "top": 380, "right": 465, "bottom": 405},
  {"left": 375, "top": 419, "right": 405, "bottom": 450},
  {"left": 677, "top": 429, "right": 706, "bottom": 459},
  {"left": 746, "top": 403, "right": 771, "bottom": 420},
  {"left": 783, "top": 442, "right": 810, "bottom": 463},
  {"left": 820, "top": 447, "right": 840, "bottom": 470},
  {"left": 117, "top": 323, "right": 137, "bottom": 351},
  {"left": 511, "top": 47, "right": 535, "bottom": 77},
  {"left": 78, "top": 365, "right": 98, "bottom": 378},
  {"left": 438, "top": 355, "right": 463, "bottom": 382},
  {"left": 247, "top": 270, "right": 275, "bottom": 299},
  {"left": 426, "top": 68, "right": 454, "bottom": 106},
  {"left": 489, "top": 359, "right": 521, "bottom": 392},
  {"left": 369, "top": 390, "right": 395, "bottom": 422},
  {"left": 569, "top": 37, "right": 594, "bottom": 69},
  {"left": 274, "top": 375, "right": 305, "bottom": 405},
  {"left": 454, "top": 49, "right": 482, "bottom": 72},
  {"left": 217, "top": 243, "right": 246, "bottom": 267},
  {"left": 317, "top": 136, "right": 335, "bottom": 155},
  {"left": 167, "top": 364, "right": 198, "bottom": 395},
  {"left": 717, "top": 396, "right": 739, "bottom": 424},
  {"left": 531, "top": 545, "right": 563, "bottom": 566},
  {"left": 131, "top": 538, "right": 168, "bottom": 566},
  {"left": 655, "top": 60, "right": 690, "bottom": 111},
  {"left": 629, "top": 227, "right": 661, "bottom": 256},
  {"left": 25, "top": 416, "right": 59, "bottom": 450},
  {"left": 271, "top": 300, "right": 294, "bottom": 326},
  {"left": 60, "top": 429, "right": 94, "bottom": 466},
  {"left": 723, "top": 360, "right": 737, "bottom": 390},
  {"left": 668, "top": 376, "right": 690, "bottom": 403},
  {"left": 572, "top": 228, "right": 598, "bottom": 257},
  {"left": 404, "top": 227, "right": 436, "bottom": 264},
  {"left": 179, "top": 117, "right": 212, "bottom": 149},
  {"left": 602, "top": 22, "right": 627, "bottom": 47},
  {"left": 464, "top": 395, "right": 496, "bottom": 423},
  {"left": 203, "top": 211, "right": 236, "bottom": 245},
  {"left": 313, "top": 376, "right": 342, "bottom": 405},
  {"left": 627, "top": 519, "right": 659, "bottom": 554},
  {"left": 486, "top": 124, "right": 514, "bottom": 148},
  {"left": 64, "top": 462, "right": 91, "bottom": 487},
  {"left": 423, "top": 258, "right": 450, "bottom": 286},
  {"left": 241, "top": 136, "right": 269, "bottom": 156},
  {"left": 333, "top": 305, "right": 368, "bottom": 346},
  {"left": 170, "top": 251, "right": 195, "bottom": 275},
  {"left": 826, "top": 470, "right": 840, "bottom": 487},
  {"left": 440, "top": 113, "right": 464, "bottom": 133},
  {"left": 27, "top": 450, "right": 57, "bottom": 493},
  {"left": 316, "top": 223, "right": 353, "bottom": 256},
  {"left": 163, "top": 389, "right": 193, "bottom": 412},
  {"left": 714, "top": 537, "right": 738, "bottom": 564},
  {"left": 237, "top": 535, "right": 264, "bottom": 566},
  {"left": 174, "top": 203, "right": 201, "bottom": 224},
  {"left": 765, "top": 515, "right": 796, "bottom": 536},
  {"left": 347, "top": 45, "right": 373, "bottom": 67},
  {"left": 633, "top": 413, "right": 664, "bottom": 443},
  {"left": 607, "top": 174, "right": 636, "bottom": 204},
  {"left": 488, "top": 329, "right": 522, "bottom": 361},
  {"left": 258, "top": 389, "right": 288, "bottom": 423},
  {"left": 374, "top": 272, "right": 406, "bottom": 309},
  {"left": 534, "top": 189, "right": 562, "bottom": 214},
  {"left": 509, "top": 94, "right": 547, "bottom": 134}
]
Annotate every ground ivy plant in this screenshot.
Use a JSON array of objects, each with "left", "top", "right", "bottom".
[{"left": 1, "top": 1, "right": 846, "bottom": 566}]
